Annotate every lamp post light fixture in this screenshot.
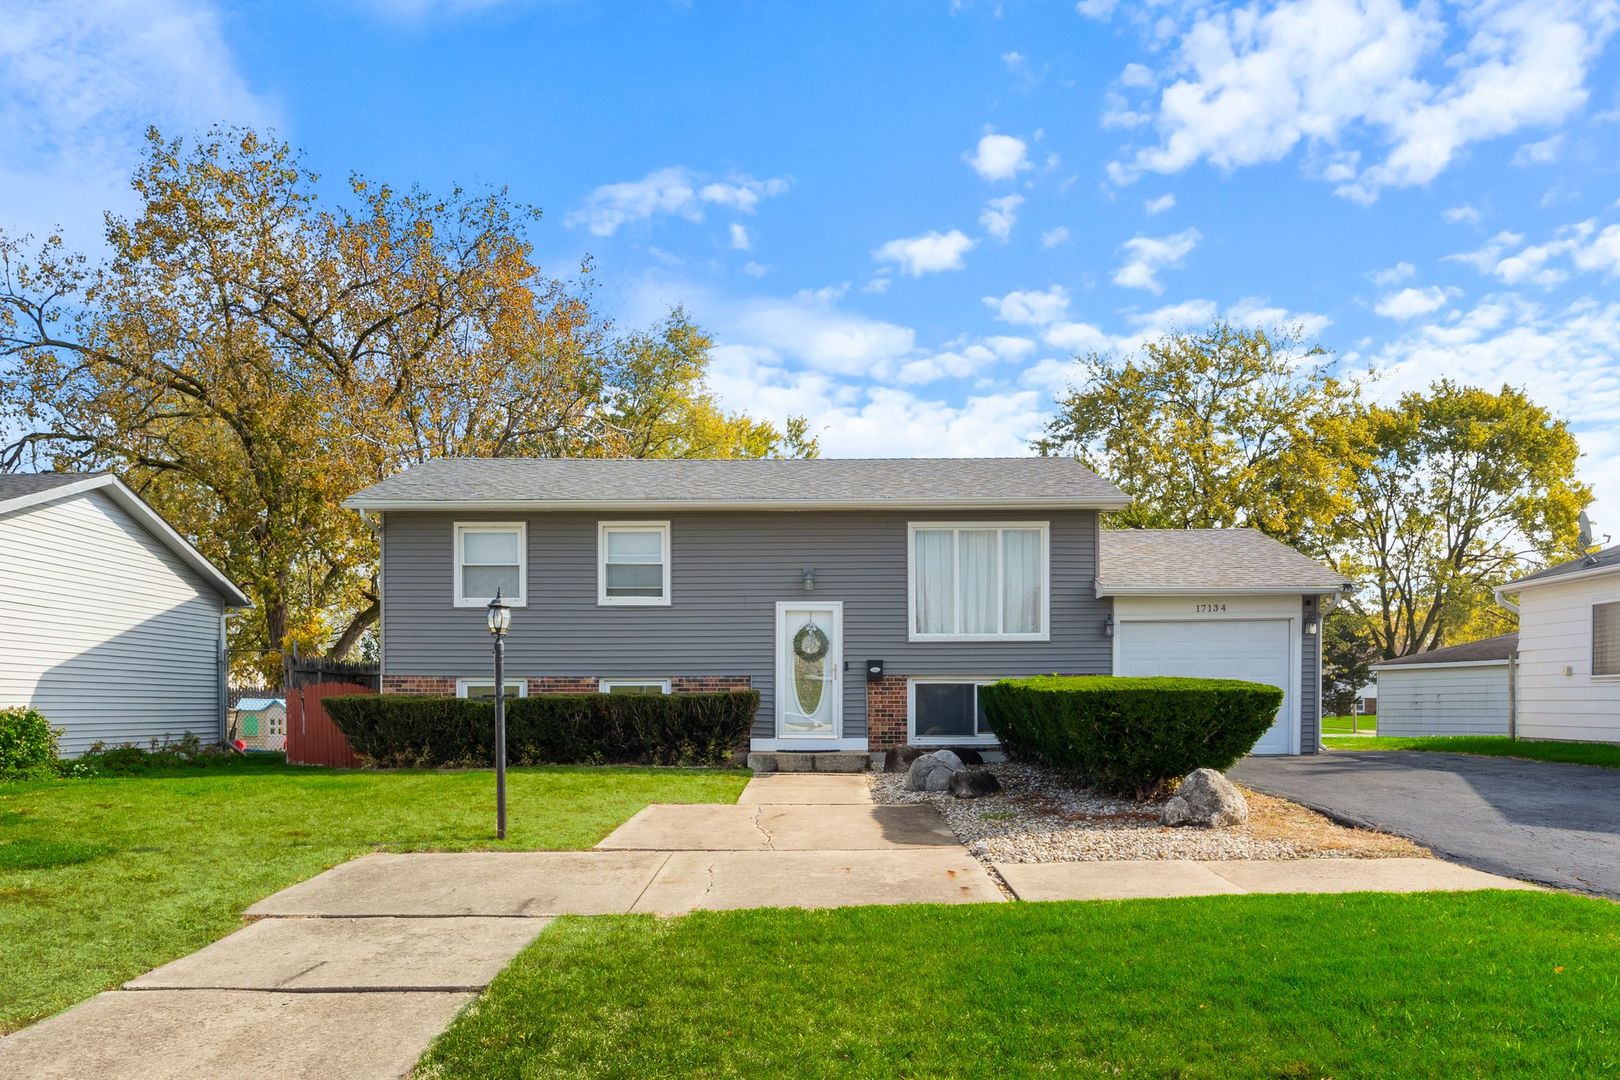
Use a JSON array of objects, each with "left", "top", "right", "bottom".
[{"left": 486, "top": 588, "right": 512, "bottom": 840}]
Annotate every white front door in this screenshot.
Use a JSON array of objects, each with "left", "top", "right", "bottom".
[
  {"left": 776, "top": 601, "right": 843, "bottom": 739},
  {"left": 1116, "top": 619, "right": 1295, "bottom": 755}
]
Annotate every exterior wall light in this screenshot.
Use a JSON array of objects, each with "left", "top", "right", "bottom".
[
  {"left": 802, "top": 569, "right": 816, "bottom": 592},
  {"left": 1104, "top": 614, "right": 1115, "bottom": 638}
]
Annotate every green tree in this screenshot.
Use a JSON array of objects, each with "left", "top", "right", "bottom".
[
  {"left": 0, "top": 128, "right": 804, "bottom": 681},
  {"left": 1337, "top": 380, "right": 1589, "bottom": 657},
  {"left": 1321, "top": 609, "right": 1378, "bottom": 718},
  {"left": 1036, "top": 322, "right": 1363, "bottom": 549}
]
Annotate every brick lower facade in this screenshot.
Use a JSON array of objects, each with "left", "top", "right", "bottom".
[
  {"left": 381, "top": 674, "right": 751, "bottom": 697},
  {"left": 866, "top": 675, "right": 909, "bottom": 751}
]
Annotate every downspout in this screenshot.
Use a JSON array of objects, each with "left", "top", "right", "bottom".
[{"left": 1494, "top": 586, "right": 1519, "bottom": 739}]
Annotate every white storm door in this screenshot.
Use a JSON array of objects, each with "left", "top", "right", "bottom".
[
  {"left": 776, "top": 602, "right": 843, "bottom": 739},
  {"left": 1116, "top": 619, "right": 1294, "bottom": 755}
]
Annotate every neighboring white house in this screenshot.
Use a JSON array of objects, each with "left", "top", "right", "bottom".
[
  {"left": 1496, "top": 545, "right": 1620, "bottom": 745},
  {"left": 1370, "top": 634, "right": 1517, "bottom": 737},
  {"left": 0, "top": 473, "right": 251, "bottom": 755}
]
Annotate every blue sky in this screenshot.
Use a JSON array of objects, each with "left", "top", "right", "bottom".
[{"left": 4, "top": 0, "right": 1620, "bottom": 522}]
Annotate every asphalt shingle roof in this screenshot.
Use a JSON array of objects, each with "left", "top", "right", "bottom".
[
  {"left": 1505, "top": 545, "right": 1620, "bottom": 589},
  {"left": 1096, "top": 528, "right": 1350, "bottom": 594},
  {"left": 345, "top": 457, "right": 1128, "bottom": 509},
  {"left": 0, "top": 472, "right": 102, "bottom": 502},
  {"left": 1373, "top": 633, "right": 1519, "bottom": 668}
]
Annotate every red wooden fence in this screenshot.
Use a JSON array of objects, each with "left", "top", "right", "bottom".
[{"left": 286, "top": 680, "right": 373, "bottom": 767}]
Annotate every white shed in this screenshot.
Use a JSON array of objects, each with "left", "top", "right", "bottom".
[
  {"left": 1370, "top": 634, "right": 1517, "bottom": 737},
  {"left": 0, "top": 473, "right": 251, "bottom": 755}
]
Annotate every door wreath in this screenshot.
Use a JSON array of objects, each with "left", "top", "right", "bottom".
[{"left": 793, "top": 621, "right": 831, "bottom": 663}]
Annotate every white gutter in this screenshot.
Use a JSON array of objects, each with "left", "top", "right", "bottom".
[
  {"left": 1501, "top": 560, "right": 1620, "bottom": 592},
  {"left": 1493, "top": 586, "right": 1520, "bottom": 615},
  {"left": 1371, "top": 658, "right": 1513, "bottom": 672},
  {"left": 1095, "top": 583, "right": 1351, "bottom": 597}
]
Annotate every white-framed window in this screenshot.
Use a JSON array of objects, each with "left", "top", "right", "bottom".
[
  {"left": 909, "top": 678, "right": 1000, "bottom": 744},
  {"left": 907, "top": 522, "right": 1049, "bottom": 641},
  {"left": 599, "top": 678, "right": 672, "bottom": 695},
  {"left": 456, "top": 679, "right": 528, "bottom": 701},
  {"left": 1595, "top": 600, "right": 1620, "bottom": 677},
  {"left": 454, "top": 522, "right": 526, "bottom": 607},
  {"left": 598, "top": 521, "right": 671, "bottom": 606}
]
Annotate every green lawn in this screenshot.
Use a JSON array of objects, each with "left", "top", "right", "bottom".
[
  {"left": 1321, "top": 713, "right": 1376, "bottom": 734},
  {"left": 419, "top": 891, "right": 1620, "bottom": 1079},
  {"left": 0, "top": 757, "right": 746, "bottom": 1032},
  {"left": 1323, "top": 735, "right": 1620, "bottom": 767}
]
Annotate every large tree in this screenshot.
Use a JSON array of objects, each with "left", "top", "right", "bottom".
[
  {"left": 1036, "top": 322, "right": 1363, "bottom": 549},
  {"left": 0, "top": 128, "right": 806, "bottom": 682},
  {"left": 1336, "top": 380, "right": 1589, "bottom": 657}
]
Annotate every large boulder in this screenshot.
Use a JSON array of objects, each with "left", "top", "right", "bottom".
[
  {"left": 1159, "top": 768, "right": 1248, "bottom": 827},
  {"left": 904, "top": 750, "right": 965, "bottom": 792},
  {"left": 948, "top": 769, "right": 1002, "bottom": 798},
  {"left": 885, "top": 745, "right": 930, "bottom": 773}
]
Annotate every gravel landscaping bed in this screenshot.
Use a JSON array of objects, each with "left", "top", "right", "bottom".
[{"left": 870, "top": 761, "right": 1426, "bottom": 864}]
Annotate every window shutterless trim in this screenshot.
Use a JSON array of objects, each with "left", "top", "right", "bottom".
[
  {"left": 907, "top": 677, "right": 1002, "bottom": 745},
  {"left": 452, "top": 522, "right": 527, "bottom": 608},
  {"left": 597, "top": 521, "right": 672, "bottom": 607},
  {"left": 599, "top": 678, "right": 672, "bottom": 694},
  {"left": 906, "top": 521, "right": 1050, "bottom": 642},
  {"left": 1593, "top": 600, "right": 1620, "bottom": 677},
  {"left": 454, "top": 678, "right": 528, "bottom": 699}
]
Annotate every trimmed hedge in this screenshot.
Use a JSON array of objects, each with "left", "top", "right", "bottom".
[
  {"left": 978, "top": 675, "right": 1283, "bottom": 797},
  {"left": 325, "top": 690, "right": 759, "bottom": 769}
]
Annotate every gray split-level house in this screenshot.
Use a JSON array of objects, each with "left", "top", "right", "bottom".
[{"left": 345, "top": 457, "right": 1350, "bottom": 756}]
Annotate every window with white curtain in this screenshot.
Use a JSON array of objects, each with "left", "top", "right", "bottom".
[
  {"left": 598, "top": 522, "right": 671, "bottom": 605},
  {"left": 908, "top": 523, "right": 1048, "bottom": 640},
  {"left": 454, "top": 523, "right": 525, "bottom": 606}
]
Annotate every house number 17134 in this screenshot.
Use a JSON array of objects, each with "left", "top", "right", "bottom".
[{"left": 1194, "top": 603, "right": 1227, "bottom": 614}]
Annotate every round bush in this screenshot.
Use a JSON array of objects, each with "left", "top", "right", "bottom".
[
  {"left": 0, "top": 706, "right": 61, "bottom": 775},
  {"left": 978, "top": 675, "right": 1283, "bottom": 798}
]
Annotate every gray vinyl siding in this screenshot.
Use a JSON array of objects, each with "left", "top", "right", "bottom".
[
  {"left": 380, "top": 509, "right": 1112, "bottom": 740},
  {"left": 0, "top": 490, "right": 228, "bottom": 755},
  {"left": 1301, "top": 595, "right": 1320, "bottom": 753}
]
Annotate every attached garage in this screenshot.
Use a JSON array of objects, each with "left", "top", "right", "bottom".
[
  {"left": 1097, "top": 529, "right": 1352, "bottom": 755},
  {"left": 1370, "top": 633, "right": 1516, "bottom": 737}
]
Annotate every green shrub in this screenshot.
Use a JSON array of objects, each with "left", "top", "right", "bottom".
[
  {"left": 0, "top": 707, "right": 60, "bottom": 776},
  {"left": 77, "top": 733, "right": 235, "bottom": 776},
  {"left": 979, "top": 675, "right": 1283, "bottom": 798},
  {"left": 326, "top": 690, "right": 759, "bottom": 769}
]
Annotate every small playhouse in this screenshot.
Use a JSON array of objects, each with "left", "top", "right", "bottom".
[{"left": 231, "top": 696, "right": 288, "bottom": 751}]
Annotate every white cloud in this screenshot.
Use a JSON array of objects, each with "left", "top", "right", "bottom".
[
  {"left": 983, "top": 335, "right": 1038, "bottom": 360},
  {"left": 1108, "top": 0, "right": 1615, "bottom": 203},
  {"left": 1113, "top": 228, "right": 1201, "bottom": 293},
  {"left": 1119, "top": 62, "right": 1156, "bottom": 88},
  {"left": 719, "top": 292, "right": 916, "bottom": 377},
  {"left": 1076, "top": 0, "right": 1116, "bottom": 20},
  {"left": 1043, "top": 321, "right": 1111, "bottom": 353},
  {"left": 873, "top": 229, "right": 975, "bottom": 276},
  {"left": 1444, "top": 204, "right": 1484, "bottom": 226},
  {"left": 1226, "top": 296, "right": 1332, "bottom": 338},
  {"left": 742, "top": 260, "right": 769, "bottom": 278},
  {"left": 1040, "top": 226, "right": 1072, "bottom": 248},
  {"left": 1375, "top": 285, "right": 1458, "bottom": 320},
  {"left": 979, "top": 194, "right": 1024, "bottom": 242},
  {"left": 1449, "top": 219, "right": 1620, "bottom": 287},
  {"left": 966, "top": 131, "right": 1032, "bottom": 181},
  {"left": 0, "top": 0, "right": 278, "bottom": 248},
  {"left": 1369, "top": 261, "right": 1417, "bottom": 286},
  {"left": 1128, "top": 299, "right": 1220, "bottom": 335},
  {"left": 1144, "top": 193, "right": 1176, "bottom": 215},
  {"left": 729, "top": 223, "right": 751, "bottom": 250},
  {"left": 1512, "top": 133, "right": 1565, "bottom": 166},
  {"left": 982, "top": 285, "right": 1070, "bottom": 326},
  {"left": 1368, "top": 293, "right": 1620, "bottom": 518},
  {"left": 566, "top": 167, "right": 788, "bottom": 236}
]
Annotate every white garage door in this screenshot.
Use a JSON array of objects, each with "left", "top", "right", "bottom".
[{"left": 1116, "top": 620, "right": 1294, "bottom": 755}]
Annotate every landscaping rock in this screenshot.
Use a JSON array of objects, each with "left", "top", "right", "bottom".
[
  {"left": 885, "top": 746, "right": 930, "bottom": 773},
  {"left": 904, "top": 750, "right": 965, "bottom": 792},
  {"left": 1160, "top": 768, "right": 1248, "bottom": 828},
  {"left": 949, "top": 769, "right": 1002, "bottom": 798},
  {"left": 953, "top": 748, "right": 986, "bottom": 766}
]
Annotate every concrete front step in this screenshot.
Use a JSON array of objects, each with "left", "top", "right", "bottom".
[{"left": 746, "top": 750, "right": 881, "bottom": 773}]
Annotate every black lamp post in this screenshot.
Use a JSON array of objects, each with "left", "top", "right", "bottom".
[{"left": 486, "top": 588, "right": 512, "bottom": 840}]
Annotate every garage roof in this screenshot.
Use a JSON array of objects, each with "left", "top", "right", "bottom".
[
  {"left": 1372, "top": 633, "right": 1518, "bottom": 669},
  {"left": 344, "top": 456, "right": 1130, "bottom": 512},
  {"left": 1502, "top": 544, "right": 1620, "bottom": 591},
  {"left": 1095, "top": 528, "right": 1350, "bottom": 596}
]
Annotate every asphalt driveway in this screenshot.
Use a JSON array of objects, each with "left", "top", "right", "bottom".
[{"left": 1231, "top": 751, "right": 1620, "bottom": 899}]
